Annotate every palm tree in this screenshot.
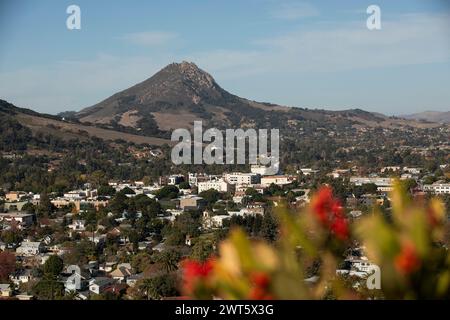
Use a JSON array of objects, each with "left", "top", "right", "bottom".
[
  {"left": 157, "top": 250, "right": 180, "bottom": 273},
  {"left": 63, "top": 290, "right": 78, "bottom": 300},
  {"left": 138, "top": 278, "right": 159, "bottom": 300}
]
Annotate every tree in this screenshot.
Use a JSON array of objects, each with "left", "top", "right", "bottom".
[
  {"left": 131, "top": 252, "right": 152, "bottom": 273},
  {"left": 138, "top": 275, "right": 178, "bottom": 300},
  {"left": 199, "top": 189, "right": 220, "bottom": 207},
  {"left": 138, "top": 278, "right": 158, "bottom": 300},
  {"left": 156, "top": 185, "right": 179, "bottom": 200},
  {"left": 179, "top": 181, "right": 191, "bottom": 190},
  {"left": 154, "top": 250, "right": 181, "bottom": 273},
  {"left": 120, "top": 186, "right": 135, "bottom": 195},
  {"left": 37, "top": 191, "right": 54, "bottom": 217},
  {"left": 21, "top": 202, "right": 36, "bottom": 214},
  {"left": 172, "top": 212, "right": 201, "bottom": 238},
  {"left": 145, "top": 201, "right": 163, "bottom": 219},
  {"left": 400, "top": 178, "right": 417, "bottom": 192},
  {"left": 260, "top": 213, "right": 278, "bottom": 242},
  {"left": 43, "top": 255, "right": 64, "bottom": 276},
  {"left": 98, "top": 185, "right": 116, "bottom": 196},
  {"left": 134, "top": 194, "right": 153, "bottom": 211},
  {"left": 32, "top": 274, "right": 64, "bottom": 300},
  {"left": 245, "top": 187, "right": 259, "bottom": 197},
  {"left": 0, "top": 251, "right": 16, "bottom": 281},
  {"left": 190, "top": 239, "right": 214, "bottom": 262},
  {"left": 110, "top": 192, "right": 128, "bottom": 214},
  {"left": 1, "top": 229, "right": 22, "bottom": 245}
]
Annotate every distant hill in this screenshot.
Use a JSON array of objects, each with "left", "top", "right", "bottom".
[
  {"left": 73, "top": 61, "right": 440, "bottom": 136},
  {"left": 401, "top": 111, "right": 450, "bottom": 124},
  {"left": 0, "top": 99, "right": 172, "bottom": 146},
  {"left": 1, "top": 62, "right": 445, "bottom": 151}
]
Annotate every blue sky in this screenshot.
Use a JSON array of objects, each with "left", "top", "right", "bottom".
[{"left": 0, "top": 0, "right": 449, "bottom": 115}]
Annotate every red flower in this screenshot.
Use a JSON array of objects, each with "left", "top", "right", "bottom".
[
  {"left": 311, "top": 186, "right": 349, "bottom": 241},
  {"left": 312, "top": 186, "right": 334, "bottom": 225},
  {"left": 249, "top": 286, "right": 274, "bottom": 300},
  {"left": 395, "top": 243, "right": 421, "bottom": 275},
  {"left": 330, "top": 217, "right": 349, "bottom": 241},
  {"left": 248, "top": 271, "right": 273, "bottom": 300},
  {"left": 250, "top": 271, "right": 270, "bottom": 288},
  {"left": 182, "top": 259, "right": 214, "bottom": 294}
]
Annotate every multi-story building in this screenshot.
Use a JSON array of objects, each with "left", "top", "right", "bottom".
[
  {"left": 198, "top": 178, "right": 232, "bottom": 193},
  {"left": 350, "top": 177, "right": 393, "bottom": 192},
  {"left": 224, "top": 173, "right": 260, "bottom": 185},
  {"left": 188, "top": 173, "right": 211, "bottom": 186},
  {"left": 261, "top": 175, "right": 295, "bottom": 187},
  {"left": 168, "top": 174, "right": 185, "bottom": 185},
  {"left": 423, "top": 182, "right": 450, "bottom": 194},
  {"left": 0, "top": 212, "right": 35, "bottom": 229}
]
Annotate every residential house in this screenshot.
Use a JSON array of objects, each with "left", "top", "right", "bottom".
[
  {"left": 109, "top": 263, "right": 133, "bottom": 282},
  {"left": 68, "top": 220, "right": 86, "bottom": 231},
  {"left": 99, "top": 262, "right": 117, "bottom": 273},
  {"left": 16, "top": 241, "right": 44, "bottom": 256},
  {"left": 89, "top": 277, "right": 116, "bottom": 295},
  {"left": 0, "top": 284, "right": 12, "bottom": 297},
  {"left": 179, "top": 195, "right": 206, "bottom": 211},
  {"left": 202, "top": 211, "right": 230, "bottom": 229},
  {"left": 63, "top": 265, "right": 91, "bottom": 292},
  {"left": 126, "top": 273, "right": 144, "bottom": 287},
  {"left": 0, "top": 212, "right": 35, "bottom": 229},
  {"left": 5, "top": 191, "right": 27, "bottom": 202},
  {"left": 10, "top": 269, "right": 34, "bottom": 285}
]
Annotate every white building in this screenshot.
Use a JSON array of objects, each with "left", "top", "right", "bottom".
[
  {"left": 188, "top": 173, "right": 211, "bottom": 186},
  {"left": 329, "top": 169, "right": 350, "bottom": 179},
  {"left": 198, "top": 179, "right": 231, "bottom": 193},
  {"left": 0, "top": 212, "right": 34, "bottom": 229},
  {"left": 16, "top": 241, "right": 44, "bottom": 256},
  {"left": 350, "top": 177, "right": 393, "bottom": 192},
  {"left": 423, "top": 182, "right": 450, "bottom": 194},
  {"left": 403, "top": 167, "right": 422, "bottom": 175},
  {"left": 202, "top": 211, "right": 230, "bottom": 229},
  {"left": 261, "top": 175, "right": 295, "bottom": 187},
  {"left": 250, "top": 165, "right": 275, "bottom": 176},
  {"left": 224, "top": 173, "right": 260, "bottom": 185},
  {"left": 298, "top": 168, "right": 319, "bottom": 176},
  {"left": 89, "top": 277, "right": 115, "bottom": 295},
  {"left": 380, "top": 166, "right": 401, "bottom": 173},
  {"left": 68, "top": 220, "right": 86, "bottom": 231}
]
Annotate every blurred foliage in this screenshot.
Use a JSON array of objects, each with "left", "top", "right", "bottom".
[{"left": 182, "top": 181, "right": 450, "bottom": 300}]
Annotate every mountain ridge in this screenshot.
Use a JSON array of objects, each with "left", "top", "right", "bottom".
[
  {"left": 71, "top": 61, "right": 442, "bottom": 135},
  {"left": 1, "top": 62, "right": 446, "bottom": 149},
  {"left": 401, "top": 111, "right": 450, "bottom": 124}
]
